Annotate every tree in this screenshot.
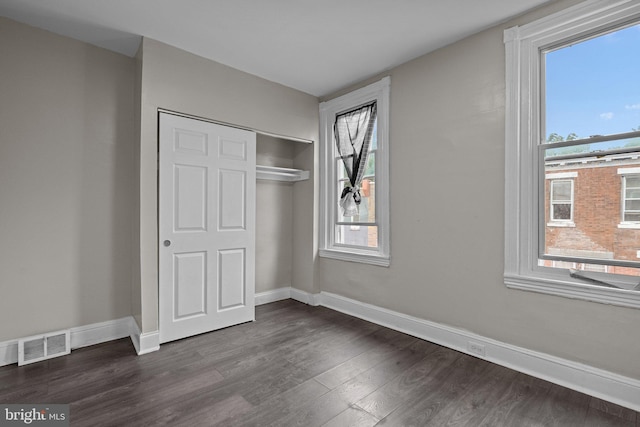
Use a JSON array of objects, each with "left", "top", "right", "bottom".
[
  {"left": 546, "top": 132, "right": 591, "bottom": 156},
  {"left": 547, "top": 133, "right": 564, "bottom": 142},
  {"left": 546, "top": 132, "right": 579, "bottom": 142}
]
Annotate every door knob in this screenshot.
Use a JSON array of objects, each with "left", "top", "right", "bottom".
[{"left": 163, "top": 240, "right": 171, "bottom": 247}]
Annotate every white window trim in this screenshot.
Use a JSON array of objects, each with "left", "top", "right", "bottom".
[
  {"left": 619, "top": 170, "right": 640, "bottom": 228},
  {"left": 618, "top": 223, "right": 640, "bottom": 230},
  {"left": 545, "top": 174, "right": 576, "bottom": 226},
  {"left": 504, "top": 0, "right": 640, "bottom": 308},
  {"left": 547, "top": 222, "right": 576, "bottom": 228},
  {"left": 319, "top": 77, "right": 390, "bottom": 267},
  {"left": 549, "top": 179, "right": 574, "bottom": 223},
  {"left": 546, "top": 172, "right": 577, "bottom": 180},
  {"left": 617, "top": 167, "right": 640, "bottom": 175}
]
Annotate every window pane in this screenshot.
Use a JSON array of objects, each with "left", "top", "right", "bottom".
[
  {"left": 336, "top": 153, "right": 376, "bottom": 224},
  {"left": 370, "top": 120, "right": 378, "bottom": 150},
  {"left": 551, "top": 260, "right": 576, "bottom": 269},
  {"left": 545, "top": 24, "right": 640, "bottom": 139},
  {"left": 539, "top": 258, "right": 640, "bottom": 277},
  {"left": 551, "top": 181, "right": 571, "bottom": 200},
  {"left": 582, "top": 263, "right": 608, "bottom": 273},
  {"left": 625, "top": 200, "right": 640, "bottom": 210},
  {"left": 627, "top": 176, "right": 640, "bottom": 188},
  {"left": 626, "top": 189, "right": 640, "bottom": 199},
  {"left": 545, "top": 136, "right": 640, "bottom": 156},
  {"left": 624, "top": 212, "right": 640, "bottom": 222},
  {"left": 543, "top": 143, "right": 640, "bottom": 272},
  {"left": 336, "top": 159, "right": 347, "bottom": 180},
  {"left": 336, "top": 225, "right": 378, "bottom": 248},
  {"left": 337, "top": 182, "right": 376, "bottom": 224},
  {"left": 364, "top": 152, "right": 376, "bottom": 178},
  {"left": 552, "top": 204, "right": 571, "bottom": 220}
]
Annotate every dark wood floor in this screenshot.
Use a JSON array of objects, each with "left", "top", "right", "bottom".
[{"left": 1, "top": 300, "right": 637, "bottom": 426}]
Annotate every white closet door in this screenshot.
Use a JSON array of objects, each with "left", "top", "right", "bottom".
[{"left": 159, "top": 112, "right": 256, "bottom": 344}]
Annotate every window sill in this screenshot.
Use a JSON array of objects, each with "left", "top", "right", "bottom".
[
  {"left": 618, "top": 223, "right": 640, "bottom": 229},
  {"left": 547, "top": 221, "right": 575, "bottom": 228},
  {"left": 505, "top": 273, "right": 640, "bottom": 309},
  {"left": 319, "top": 248, "right": 390, "bottom": 267}
]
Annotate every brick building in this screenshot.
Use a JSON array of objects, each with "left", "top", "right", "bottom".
[{"left": 543, "top": 147, "right": 640, "bottom": 276}]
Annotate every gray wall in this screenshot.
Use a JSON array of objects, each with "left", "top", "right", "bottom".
[
  {"left": 316, "top": 0, "right": 640, "bottom": 380},
  {"left": 256, "top": 135, "right": 295, "bottom": 293},
  {"left": 0, "top": 17, "right": 135, "bottom": 341},
  {"left": 138, "top": 38, "right": 319, "bottom": 333}
]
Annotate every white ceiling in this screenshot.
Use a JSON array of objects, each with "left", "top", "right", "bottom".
[{"left": 0, "top": 0, "right": 553, "bottom": 97}]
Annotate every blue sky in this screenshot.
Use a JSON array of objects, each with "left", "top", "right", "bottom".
[{"left": 545, "top": 23, "right": 640, "bottom": 140}]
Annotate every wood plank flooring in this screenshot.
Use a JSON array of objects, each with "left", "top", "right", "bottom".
[{"left": 0, "top": 299, "right": 637, "bottom": 426}]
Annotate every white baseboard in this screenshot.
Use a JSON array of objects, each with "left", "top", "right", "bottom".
[
  {"left": 70, "top": 317, "right": 132, "bottom": 350},
  {"left": 294, "top": 289, "right": 640, "bottom": 412},
  {"left": 256, "top": 286, "right": 321, "bottom": 306},
  {"left": 129, "top": 319, "right": 160, "bottom": 356},
  {"left": 255, "top": 287, "right": 292, "bottom": 305},
  {"left": 291, "top": 287, "right": 321, "bottom": 306},
  {"left": 0, "top": 316, "right": 135, "bottom": 367},
  {"left": 0, "top": 340, "right": 18, "bottom": 367}
]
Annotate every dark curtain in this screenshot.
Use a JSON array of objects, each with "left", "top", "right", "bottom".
[{"left": 334, "top": 101, "right": 377, "bottom": 216}]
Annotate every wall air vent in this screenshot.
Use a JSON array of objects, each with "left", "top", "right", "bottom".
[{"left": 18, "top": 330, "right": 70, "bottom": 366}]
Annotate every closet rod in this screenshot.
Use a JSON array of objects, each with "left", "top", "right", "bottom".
[{"left": 157, "top": 108, "right": 314, "bottom": 144}]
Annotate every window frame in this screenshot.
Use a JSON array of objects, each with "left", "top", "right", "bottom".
[
  {"left": 504, "top": 0, "right": 640, "bottom": 308},
  {"left": 319, "top": 77, "right": 390, "bottom": 267},
  {"left": 549, "top": 178, "right": 574, "bottom": 225},
  {"left": 619, "top": 168, "right": 640, "bottom": 228}
]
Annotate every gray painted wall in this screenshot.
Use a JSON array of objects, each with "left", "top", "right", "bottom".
[
  {"left": 0, "top": 17, "right": 135, "bottom": 341},
  {"left": 316, "top": 0, "right": 640, "bottom": 380}
]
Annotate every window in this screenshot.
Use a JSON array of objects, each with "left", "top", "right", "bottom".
[
  {"left": 550, "top": 180, "right": 572, "bottom": 221},
  {"left": 504, "top": 1, "right": 640, "bottom": 308},
  {"left": 548, "top": 178, "right": 574, "bottom": 224},
  {"left": 620, "top": 171, "right": 640, "bottom": 225},
  {"left": 319, "top": 77, "right": 390, "bottom": 266}
]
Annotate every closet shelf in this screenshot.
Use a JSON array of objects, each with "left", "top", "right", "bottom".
[{"left": 256, "top": 165, "right": 310, "bottom": 182}]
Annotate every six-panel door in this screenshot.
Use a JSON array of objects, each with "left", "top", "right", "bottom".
[{"left": 159, "top": 113, "right": 256, "bottom": 344}]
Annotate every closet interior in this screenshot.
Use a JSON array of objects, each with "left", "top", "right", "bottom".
[{"left": 255, "top": 134, "right": 312, "bottom": 294}]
